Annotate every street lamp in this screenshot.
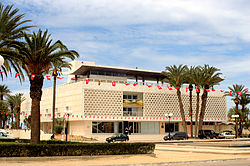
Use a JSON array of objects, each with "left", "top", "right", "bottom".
[
  {"left": 232, "top": 114, "right": 239, "bottom": 139},
  {"left": 165, "top": 113, "right": 173, "bottom": 138},
  {"left": 0, "top": 55, "right": 4, "bottom": 67},
  {"left": 64, "top": 110, "right": 72, "bottom": 141}
]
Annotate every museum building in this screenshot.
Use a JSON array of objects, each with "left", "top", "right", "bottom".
[{"left": 21, "top": 61, "right": 227, "bottom": 136}]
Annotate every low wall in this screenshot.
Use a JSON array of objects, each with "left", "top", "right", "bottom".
[{"left": 7, "top": 129, "right": 52, "bottom": 140}]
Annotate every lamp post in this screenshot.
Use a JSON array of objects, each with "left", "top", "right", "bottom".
[
  {"left": 233, "top": 98, "right": 240, "bottom": 138},
  {"left": 232, "top": 114, "right": 239, "bottom": 139},
  {"left": 64, "top": 110, "right": 72, "bottom": 142},
  {"left": 165, "top": 113, "right": 173, "bottom": 138}
]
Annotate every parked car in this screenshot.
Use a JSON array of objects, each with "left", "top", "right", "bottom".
[
  {"left": 163, "top": 132, "right": 188, "bottom": 141},
  {"left": 0, "top": 131, "right": 14, "bottom": 139},
  {"left": 219, "top": 131, "right": 236, "bottom": 139},
  {"left": 106, "top": 133, "right": 129, "bottom": 143},
  {"left": 198, "top": 130, "right": 219, "bottom": 139}
]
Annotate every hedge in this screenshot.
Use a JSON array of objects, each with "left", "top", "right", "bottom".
[
  {"left": 0, "top": 143, "right": 155, "bottom": 157},
  {"left": 0, "top": 139, "right": 83, "bottom": 144}
]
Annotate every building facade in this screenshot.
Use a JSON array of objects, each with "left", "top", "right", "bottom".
[{"left": 21, "top": 61, "right": 227, "bottom": 137}]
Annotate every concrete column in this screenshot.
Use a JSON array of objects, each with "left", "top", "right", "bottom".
[{"left": 114, "top": 122, "right": 119, "bottom": 133}]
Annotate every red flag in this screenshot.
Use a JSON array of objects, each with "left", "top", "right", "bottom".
[
  {"left": 31, "top": 74, "right": 35, "bottom": 80},
  {"left": 124, "top": 83, "right": 130, "bottom": 86},
  {"left": 186, "top": 88, "right": 188, "bottom": 92},
  {"left": 133, "top": 83, "right": 137, "bottom": 86},
  {"left": 175, "top": 87, "right": 180, "bottom": 90},
  {"left": 205, "top": 89, "right": 210, "bottom": 92},
  {"left": 157, "top": 85, "right": 162, "bottom": 90},
  {"left": 147, "top": 85, "right": 152, "bottom": 88},
  {"left": 46, "top": 76, "right": 51, "bottom": 80},
  {"left": 98, "top": 80, "right": 102, "bottom": 86},
  {"left": 15, "top": 73, "right": 20, "bottom": 78},
  {"left": 230, "top": 91, "right": 232, "bottom": 96},
  {"left": 212, "top": 89, "right": 215, "bottom": 91},
  {"left": 57, "top": 76, "right": 64, "bottom": 79},
  {"left": 86, "top": 80, "right": 89, "bottom": 84},
  {"left": 112, "top": 81, "right": 116, "bottom": 86},
  {"left": 238, "top": 91, "right": 242, "bottom": 95},
  {"left": 189, "top": 106, "right": 191, "bottom": 117},
  {"left": 196, "top": 88, "right": 199, "bottom": 93},
  {"left": 71, "top": 78, "right": 77, "bottom": 80},
  {"left": 245, "top": 90, "right": 248, "bottom": 93},
  {"left": 0, "top": 71, "right": 4, "bottom": 73},
  {"left": 220, "top": 90, "right": 224, "bottom": 92},
  {"left": 167, "top": 86, "right": 173, "bottom": 90}
]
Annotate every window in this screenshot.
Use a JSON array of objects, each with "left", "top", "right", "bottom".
[
  {"left": 92, "top": 122, "right": 114, "bottom": 133},
  {"left": 65, "top": 106, "right": 69, "bottom": 111},
  {"left": 133, "top": 95, "right": 137, "bottom": 99},
  {"left": 123, "top": 95, "right": 127, "bottom": 99},
  {"left": 46, "top": 109, "right": 48, "bottom": 113}
]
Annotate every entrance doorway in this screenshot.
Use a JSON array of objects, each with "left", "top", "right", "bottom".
[
  {"left": 119, "top": 121, "right": 141, "bottom": 134},
  {"left": 165, "top": 122, "right": 179, "bottom": 133}
]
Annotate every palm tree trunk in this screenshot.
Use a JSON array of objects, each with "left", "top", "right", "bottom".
[
  {"left": 194, "top": 90, "right": 200, "bottom": 138},
  {"left": 0, "top": 94, "right": 3, "bottom": 129},
  {"left": 198, "top": 88, "right": 208, "bottom": 131},
  {"left": 235, "top": 103, "right": 239, "bottom": 138},
  {"left": 52, "top": 75, "right": 57, "bottom": 137},
  {"left": 30, "top": 75, "right": 44, "bottom": 144},
  {"left": 177, "top": 89, "right": 187, "bottom": 133},
  {"left": 189, "top": 84, "right": 193, "bottom": 138}
]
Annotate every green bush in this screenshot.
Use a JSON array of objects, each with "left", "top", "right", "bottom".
[
  {"left": 54, "top": 125, "right": 63, "bottom": 134},
  {"left": 0, "top": 143, "right": 155, "bottom": 157}
]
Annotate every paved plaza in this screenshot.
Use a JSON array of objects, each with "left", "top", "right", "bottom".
[{"left": 1, "top": 139, "right": 250, "bottom": 166}]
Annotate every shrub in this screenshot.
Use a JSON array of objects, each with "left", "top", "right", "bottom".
[
  {"left": 54, "top": 125, "right": 63, "bottom": 134},
  {"left": 0, "top": 143, "right": 155, "bottom": 157}
]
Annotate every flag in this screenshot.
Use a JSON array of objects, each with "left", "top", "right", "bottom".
[
  {"left": 46, "top": 76, "right": 51, "bottom": 80},
  {"left": 71, "top": 78, "right": 77, "bottom": 80},
  {"left": 15, "top": 73, "right": 20, "bottom": 78},
  {"left": 157, "top": 85, "right": 162, "bottom": 90},
  {"left": 205, "top": 89, "right": 210, "bottom": 92},
  {"left": 147, "top": 85, "right": 152, "bottom": 88},
  {"left": 98, "top": 80, "right": 102, "bottom": 86},
  {"left": 124, "top": 83, "right": 130, "bottom": 86},
  {"left": 245, "top": 90, "right": 248, "bottom": 93},
  {"left": 238, "top": 91, "right": 242, "bottom": 95},
  {"left": 230, "top": 91, "right": 232, "bottom": 96},
  {"left": 112, "top": 81, "right": 116, "bottom": 86},
  {"left": 86, "top": 79, "right": 89, "bottom": 84},
  {"left": 189, "top": 106, "right": 191, "bottom": 117},
  {"left": 167, "top": 86, "right": 173, "bottom": 90},
  {"left": 220, "top": 90, "right": 224, "bottom": 92},
  {"left": 133, "top": 83, "right": 137, "bottom": 86},
  {"left": 186, "top": 88, "right": 188, "bottom": 92},
  {"left": 196, "top": 88, "right": 199, "bottom": 93},
  {"left": 175, "top": 87, "right": 180, "bottom": 90},
  {"left": 31, "top": 74, "right": 35, "bottom": 80},
  {"left": 212, "top": 89, "right": 215, "bottom": 91},
  {"left": 57, "top": 76, "right": 64, "bottom": 79}
]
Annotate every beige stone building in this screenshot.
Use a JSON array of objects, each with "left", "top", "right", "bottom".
[{"left": 21, "top": 61, "right": 228, "bottom": 137}]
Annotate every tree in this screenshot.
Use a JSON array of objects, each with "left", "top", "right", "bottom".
[
  {"left": 185, "top": 66, "right": 196, "bottom": 138},
  {"left": 7, "top": 93, "right": 25, "bottom": 129},
  {"left": 191, "top": 66, "right": 203, "bottom": 137},
  {"left": 5, "top": 29, "right": 79, "bottom": 144},
  {"left": 228, "top": 107, "right": 250, "bottom": 133},
  {"left": 0, "top": 3, "right": 33, "bottom": 80},
  {"left": 163, "top": 65, "right": 188, "bottom": 134},
  {"left": 198, "top": 65, "right": 223, "bottom": 132},
  {"left": 0, "top": 84, "right": 10, "bottom": 128},
  {"left": 51, "top": 61, "right": 72, "bottom": 138},
  {"left": 226, "top": 84, "right": 248, "bottom": 137}
]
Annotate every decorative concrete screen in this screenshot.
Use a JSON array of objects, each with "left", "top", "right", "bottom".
[
  {"left": 143, "top": 92, "right": 226, "bottom": 119},
  {"left": 84, "top": 89, "right": 123, "bottom": 116}
]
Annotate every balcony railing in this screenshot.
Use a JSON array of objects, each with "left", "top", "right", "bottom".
[
  {"left": 123, "top": 99, "right": 143, "bottom": 107},
  {"left": 123, "top": 111, "right": 143, "bottom": 117}
]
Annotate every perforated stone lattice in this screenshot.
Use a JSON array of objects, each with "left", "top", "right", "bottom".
[
  {"left": 143, "top": 92, "right": 226, "bottom": 119},
  {"left": 84, "top": 89, "right": 123, "bottom": 116}
]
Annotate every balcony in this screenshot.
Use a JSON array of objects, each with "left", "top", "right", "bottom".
[
  {"left": 123, "top": 99, "right": 143, "bottom": 107},
  {"left": 123, "top": 111, "right": 143, "bottom": 117}
]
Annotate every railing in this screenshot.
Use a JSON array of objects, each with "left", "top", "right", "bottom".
[
  {"left": 123, "top": 111, "right": 143, "bottom": 117},
  {"left": 123, "top": 99, "right": 143, "bottom": 107}
]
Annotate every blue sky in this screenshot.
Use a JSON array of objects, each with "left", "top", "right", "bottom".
[{"left": 2, "top": 0, "right": 250, "bottom": 109}]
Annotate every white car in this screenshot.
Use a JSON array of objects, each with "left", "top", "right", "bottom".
[
  {"left": 219, "top": 131, "right": 236, "bottom": 139},
  {"left": 0, "top": 131, "right": 14, "bottom": 139}
]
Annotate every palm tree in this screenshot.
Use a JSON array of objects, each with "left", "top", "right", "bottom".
[
  {"left": 4, "top": 29, "right": 79, "bottom": 144},
  {"left": 192, "top": 66, "right": 203, "bottom": 137},
  {"left": 163, "top": 65, "right": 188, "bottom": 134},
  {"left": 226, "top": 84, "right": 248, "bottom": 137},
  {"left": 0, "top": 100, "right": 8, "bottom": 128},
  {"left": 51, "top": 61, "right": 72, "bottom": 138},
  {"left": 0, "top": 3, "right": 33, "bottom": 80},
  {"left": 198, "top": 65, "right": 223, "bottom": 132},
  {"left": 7, "top": 93, "right": 25, "bottom": 129},
  {"left": 0, "top": 84, "right": 10, "bottom": 128},
  {"left": 185, "top": 66, "right": 196, "bottom": 138}
]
